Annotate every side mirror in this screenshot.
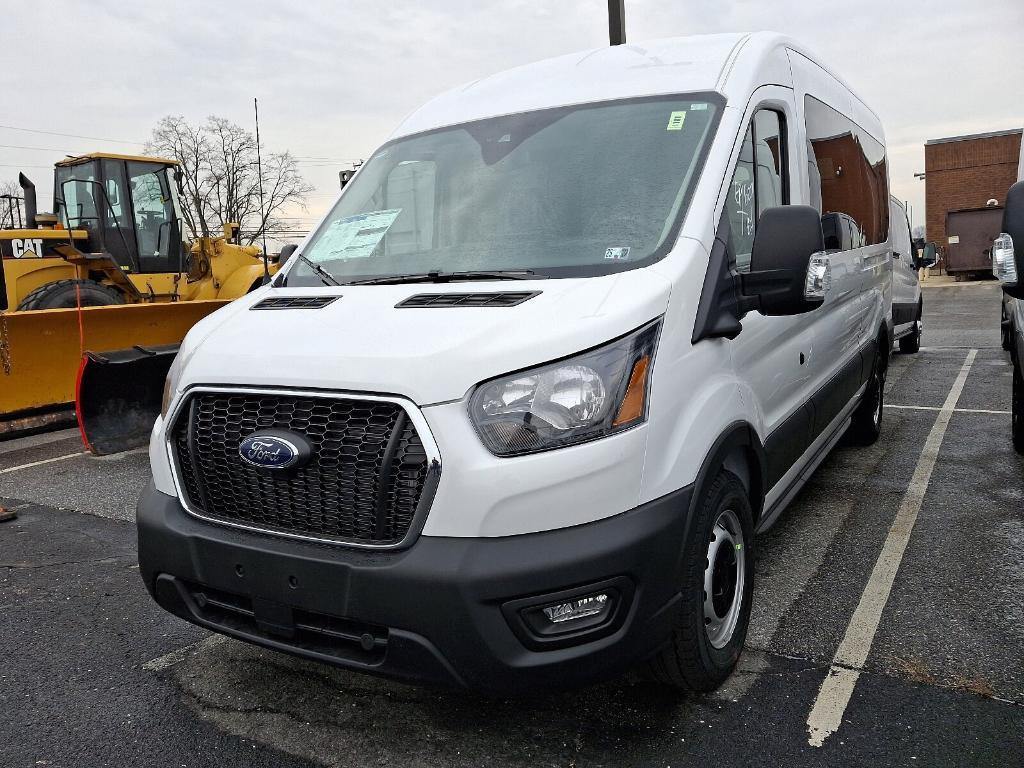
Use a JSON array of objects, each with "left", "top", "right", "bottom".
[
  {"left": 994, "top": 181, "right": 1024, "bottom": 299},
  {"left": 339, "top": 170, "right": 355, "bottom": 189},
  {"left": 278, "top": 243, "right": 298, "bottom": 266},
  {"left": 820, "top": 212, "right": 842, "bottom": 251},
  {"left": 920, "top": 241, "right": 938, "bottom": 268},
  {"left": 740, "top": 205, "right": 828, "bottom": 316}
]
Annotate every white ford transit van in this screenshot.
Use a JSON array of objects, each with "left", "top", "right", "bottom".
[
  {"left": 889, "top": 197, "right": 924, "bottom": 353},
  {"left": 139, "top": 32, "right": 894, "bottom": 693}
]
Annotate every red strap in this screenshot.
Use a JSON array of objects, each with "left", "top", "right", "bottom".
[{"left": 74, "top": 282, "right": 92, "bottom": 452}]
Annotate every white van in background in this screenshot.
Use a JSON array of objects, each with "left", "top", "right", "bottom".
[
  {"left": 138, "top": 33, "right": 894, "bottom": 693},
  {"left": 890, "top": 196, "right": 923, "bottom": 353}
]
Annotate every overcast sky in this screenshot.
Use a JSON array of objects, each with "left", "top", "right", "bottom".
[{"left": 2, "top": 0, "right": 1022, "bottom": 236}]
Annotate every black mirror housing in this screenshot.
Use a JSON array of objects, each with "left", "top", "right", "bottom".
[
  {"left": 1001, "top": 181, "right": 1024, "bottom": 299},
  {"left": 741, "top": 205, "right": 826, "bottom": 316},
  {"left": 278, "top": 243, "right": 298, "bottom": 265},
  {"left": 921, "top": 241, "right": 938, "bottom": 268}
]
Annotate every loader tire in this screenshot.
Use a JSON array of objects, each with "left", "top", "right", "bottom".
[{"left": 16, "top": 279, "right": 125, "bottom": 311}]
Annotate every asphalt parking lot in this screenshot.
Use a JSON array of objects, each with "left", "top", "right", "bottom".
[{"left": 2, "top": 282, "right": 1022, "bottom": 768}]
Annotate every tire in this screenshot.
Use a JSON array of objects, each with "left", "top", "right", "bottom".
[
  {"left": 848, "top": 342, "right": 886, "bottom": 445},
  {"left": 899, "top": 300, "right": 923, "bottom": 354},
  {"left": 646, "top": 470, "right": 754, "bottom": 692},
  {"left": 1002, "top": 307, "right": 1013, "bottom": 352},
  {"left": 16, "top": 279, "right": 124, "bottom": 311},
  {"left": 1013, "top": 360, "right": 1024, "bottom": 455}
]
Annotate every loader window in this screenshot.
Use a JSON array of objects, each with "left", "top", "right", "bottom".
[
  {"left": 57, "top": 164, "right": 100, "bottom": 232},
  {"left": 100, "top": 159, "right": 139, "bottom": 271},
  {"left": 127, "top": 161, "right": 177, "bottom": 272}
]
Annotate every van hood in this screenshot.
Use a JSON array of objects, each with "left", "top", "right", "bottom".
[{"left": 175, "top": 270, "right": 672, "bottom": 406}]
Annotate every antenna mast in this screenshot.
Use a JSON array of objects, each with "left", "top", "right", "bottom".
[{"left": 254, "top": 97, "right": 271, "bottom": 284}]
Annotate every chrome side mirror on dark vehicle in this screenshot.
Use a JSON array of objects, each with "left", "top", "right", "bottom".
[
  {"left": 994, "top": 181, "right": 1024, "bottom": 300},
  {"left": 740, "top": 205, "right": 829, "bottom": 316}
]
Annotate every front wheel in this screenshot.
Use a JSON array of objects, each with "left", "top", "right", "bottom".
[
  {"left": 645, "top": 471, "right": 754, "bottom": 692},
  {"left": 899, "top": 320, "right": 922, "bottom": 354}
]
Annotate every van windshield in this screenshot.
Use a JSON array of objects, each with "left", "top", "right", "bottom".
[{"left": 287, "top": 94, "right": 721, "bottom": 285}]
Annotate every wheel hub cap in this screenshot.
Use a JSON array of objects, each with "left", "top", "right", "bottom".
[{"left": 703, "top": 508, "right": 746, "bottom": 649}]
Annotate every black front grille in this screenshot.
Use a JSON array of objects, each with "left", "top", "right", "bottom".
[{"left": 171, "top": 391, "right": 431, "bottom": 546}]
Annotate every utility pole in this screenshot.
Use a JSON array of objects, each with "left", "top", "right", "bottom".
[{"left": 608, "top": 0, "right": 625, "bottom": 45}]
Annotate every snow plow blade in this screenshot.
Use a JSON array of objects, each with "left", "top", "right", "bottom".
[
  {"left": 77, "top": 344, "right": 180, "bottom": 456},
  {"left": 0, "top": 301, "right": 229, "bottom": 444}
]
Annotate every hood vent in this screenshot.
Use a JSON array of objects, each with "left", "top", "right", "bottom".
[
  {"left": 396, "top": 291, "right": 541, "bottom": 309},
  {"left": 252, "top": 296, "right": 340, "bottom": 310}
]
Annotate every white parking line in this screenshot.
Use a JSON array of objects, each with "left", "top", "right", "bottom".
[
  {"left": 0, "top": 452, "right": 84, "bottom": 474},
  {"left": 887, "top": 404, "right": 1009, "bottom": 415},
  {"left": 806, "top": 349, "right": 977, "bottom": 748}
]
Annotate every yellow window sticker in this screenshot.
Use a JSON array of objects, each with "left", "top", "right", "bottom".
[{"left": 667, "top": 111, "right": 687, "bottom": 131}]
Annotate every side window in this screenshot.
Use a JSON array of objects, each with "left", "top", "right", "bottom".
[
  {"left": 804, "top": 95, "right": 889, "bottom": 248},
  {"left": 726, "top": 109, "right": 787, "bottom": 272},
  {"left": 726, "top": 125, "right": 756, "bottom": 271}
]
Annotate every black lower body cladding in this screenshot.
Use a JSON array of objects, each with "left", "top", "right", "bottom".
[{"left": 136, "top": 481, "right": 694, "bottom": 693}]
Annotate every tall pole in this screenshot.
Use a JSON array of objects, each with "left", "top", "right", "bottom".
[
  {"left": 608, "top": 0, "right": 625, "bottom": 45},
  {"left": 254, "top": 97, "right": 271, "bottom": 284}
]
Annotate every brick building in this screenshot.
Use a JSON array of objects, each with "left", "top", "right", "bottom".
[{"left": 924, "top": 129, "right": 1022, "bottom": 261}]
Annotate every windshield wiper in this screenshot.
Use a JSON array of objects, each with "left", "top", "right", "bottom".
[
  {"left": 294, "top": 253, "right": 341, "bottom": 287},
  {"left": 344, "top": 269, "right": 543, "bottom": 286}
]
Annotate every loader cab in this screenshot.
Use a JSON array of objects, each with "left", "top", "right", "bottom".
[{"left": 54, "top": 153, "right": 186, "bottom": 275}]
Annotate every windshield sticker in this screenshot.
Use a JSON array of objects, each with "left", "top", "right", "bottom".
[
  {"left": 604, "top": 247, "right": 631, "bottom": 261},
  {"left": 690, "top": 103, "right": 708, "bottom": 111},
  {"left": 666, "top": 111, "right": 687, "bottom": 131},
  {"left": 308, "top": 209, "right": 402, "bottom": 260}
]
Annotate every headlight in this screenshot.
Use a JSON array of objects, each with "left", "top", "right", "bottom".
[
  {"left": 469, "top": 320, "right": 661, "bottom": 456},
  {"left": 993, "top": 233, "right": 1018, "bottom": 286},
  {"left": 160, "top": 351, "right": 185, "bottom": 418}
]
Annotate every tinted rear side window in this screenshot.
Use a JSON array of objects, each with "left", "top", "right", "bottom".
[{"left": 804, "top": 96, "right": 888, "bottom": 247}]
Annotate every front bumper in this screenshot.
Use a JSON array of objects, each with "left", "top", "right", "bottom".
[{"left": 137, "top": 481, "right": 694, "bottom": 693}]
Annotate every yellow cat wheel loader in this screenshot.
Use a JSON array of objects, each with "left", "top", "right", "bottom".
[{"left": 0, "top": 153, "right": 280, "bottom": 452}]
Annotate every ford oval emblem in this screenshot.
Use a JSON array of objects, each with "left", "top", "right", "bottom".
[{"left": 238, "top": 430, "right": 311, "bottom": 471}]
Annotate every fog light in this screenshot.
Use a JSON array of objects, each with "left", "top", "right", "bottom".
[
  {"left": 518, "top": 587, "right": 620, "bottom": 640},
  {"left": 542, "top": 594, "right": 610, "bottom": 624},
  {"left": 502, "top": 578, "right": 632, "bottom": 650}
]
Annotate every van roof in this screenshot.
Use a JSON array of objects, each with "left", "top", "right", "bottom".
[{"left": 392, "top": 32, "right": 866, "bottom": 139}]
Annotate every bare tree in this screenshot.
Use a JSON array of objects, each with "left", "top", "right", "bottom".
[
  {"left": 0, "top": 179, "right": 23, "bottom": 229},
  {"left": 145, "top": 115, "right": 314, "bottom": 246}
]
